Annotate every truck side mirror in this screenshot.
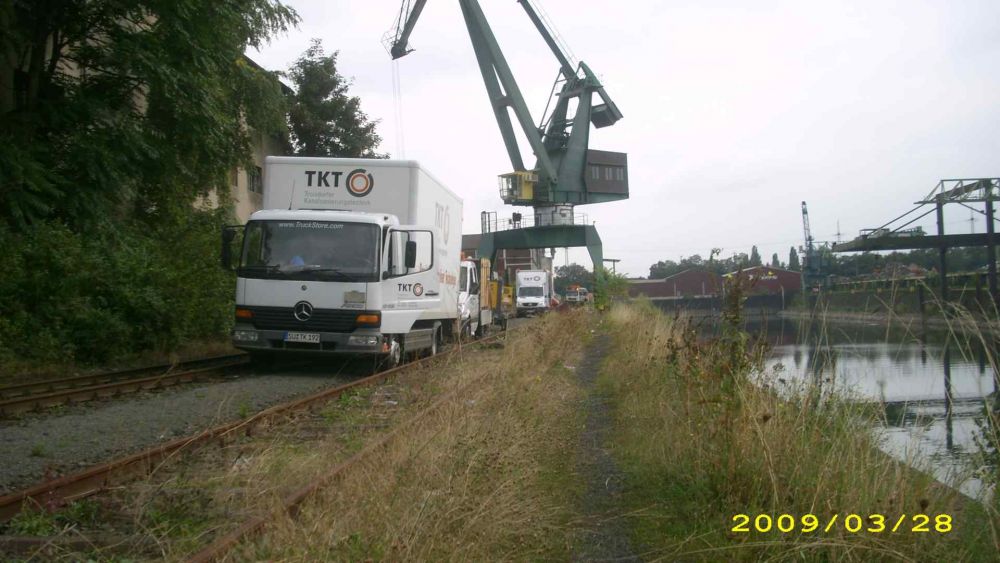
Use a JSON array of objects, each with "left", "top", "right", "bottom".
[
  {"left": 221, "top": 226, "right": 238, "bottom": 270},
  {"left": 404, "top": 240, "right": 417, "bottom": 269}
]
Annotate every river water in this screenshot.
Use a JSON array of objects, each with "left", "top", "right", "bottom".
[{"left": 746, "top": 316, "right": 998, "bottom": 500}]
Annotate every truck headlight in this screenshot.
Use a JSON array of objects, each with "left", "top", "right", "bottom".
[
  {"left": 233, "top": 330, "right": 259, "bottom": 342},
  {"left": 348, "top": 335, "right": 380, "bottom": 347}
]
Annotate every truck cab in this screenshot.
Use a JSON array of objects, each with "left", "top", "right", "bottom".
[{"left": 227, "top": 209, "right": 449, "bottom": 366}]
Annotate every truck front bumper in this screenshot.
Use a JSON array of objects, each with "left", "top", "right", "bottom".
[{"left": 231, "top": 326, "right": 388, "bottom": 355}]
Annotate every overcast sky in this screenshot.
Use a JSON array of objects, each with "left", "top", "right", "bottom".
[{"left": 248, "top": 0, "right": 1000, "bottom": 278}]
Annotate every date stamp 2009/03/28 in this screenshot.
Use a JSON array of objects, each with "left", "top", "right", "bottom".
[{"left": 732, "top": 514, "right": 952, "bottom": 534}]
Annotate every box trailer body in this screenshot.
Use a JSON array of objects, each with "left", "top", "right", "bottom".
[
  {"left": 515, "top": 270, "right": 551, "bottom": 316},
  {"left": 230, "top": 157, "right": 473, "bottom": 364}
]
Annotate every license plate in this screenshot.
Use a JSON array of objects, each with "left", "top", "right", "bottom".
[{"left": 284, "top": 332, "right": 320, "bottom": 343}]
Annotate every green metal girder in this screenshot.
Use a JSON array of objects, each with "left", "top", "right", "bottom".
[
  {"left": 477, "top": 225, "right": 603, "bottom": 271},
  {"left": 832, "top": 233, "right": 1000, "bottom": 252}
]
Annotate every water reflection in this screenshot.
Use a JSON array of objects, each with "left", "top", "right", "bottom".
[{"left": 749, "top": 318, "right": 998, "bottom": 500}]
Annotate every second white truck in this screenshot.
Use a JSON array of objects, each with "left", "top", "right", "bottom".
[
  {"left": 223, "top": 157, "right": 497, "bottom": 367},
  {"left": 515, "top": 269, "right": 551, "bottom": 317}
]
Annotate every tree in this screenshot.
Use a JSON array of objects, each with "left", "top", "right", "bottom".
[
  {"left": 771, "top": 253, "right": 781, "bottom": 268},
  {"left": 749, "top": 246, "right": 762, "bottom": 266},
  {"left": 0, "top": 1, "right": 298, "bottom": 366},
  {"left": 788, "top": 247, "right": 801, "bottom": 271},
  {"left": 286, "top": 40, "right": 386, "bottom": 158},
  {"left": 649, "top": 259, "right": 678, "bottom": 279},
  {"left": 555, "top": 263, "right": 594, "bottom": 295},
  {"left": 0, "top": 0, "right": 298, "bottom": 228}
]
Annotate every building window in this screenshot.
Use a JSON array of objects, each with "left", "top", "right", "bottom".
[
  {"left": 230, "top": 167, "right": 239, "bottom": 187},
  {"left": 616, "top": 167, "right": 625, "bottom": 181},
  {"left": 590, "top": 165, "right": 599, "bottom": 180},
  {"left": 248, "top": 166, "right": 263, "bottom": 194},
  {"left": 604, "top": 166, "right": 612, "bottom": 180}
]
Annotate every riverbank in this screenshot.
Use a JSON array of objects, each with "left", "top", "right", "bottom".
[
  {"left": 779, "top": 307, "right": 1000, "bottom": 340},
  {"left": 600, "top": 301, "right": 999, "bottom": 561}
]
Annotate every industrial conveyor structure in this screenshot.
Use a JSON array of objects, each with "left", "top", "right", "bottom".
[{"left": 832, "top": 178, "right": 1000, "bottom": 303}]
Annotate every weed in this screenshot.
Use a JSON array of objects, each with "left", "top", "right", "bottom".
[
  {"left": 600, "top": 302, "right": 999, "bottom": 561},
  {"left": 29, "top": 443, "right": 46, "bottom": 457},
  {"left": 236, "top": 400, "right": 251, "bottom": 419},
  {"left": 4, "top": 508, "right": 60, "bottom": 536},
  {"left": 233, "top": 310, "right": 591, "bottom": 561}
]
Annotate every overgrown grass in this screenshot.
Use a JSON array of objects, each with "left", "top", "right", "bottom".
[
  {"left": 231, "top": 311, "right": 592, "bottom": 561},
  {"left": 600, "top": 300, "right": 999, "bottom": 562},
  {"left": 9, "top": 312, "right": 592, "bottom": 561}
]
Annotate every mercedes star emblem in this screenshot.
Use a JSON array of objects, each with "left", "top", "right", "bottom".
[{"left": 293, "top": 301, "right": 314, "bottom": 322}]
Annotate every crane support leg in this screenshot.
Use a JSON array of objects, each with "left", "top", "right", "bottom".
[{"left": 477, "top": 225, "right": 603, "bottom": 273}]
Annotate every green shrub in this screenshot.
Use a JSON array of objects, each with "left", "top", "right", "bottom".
[{"left": 0, "top": 213, "right": 234, "bottom": 366}]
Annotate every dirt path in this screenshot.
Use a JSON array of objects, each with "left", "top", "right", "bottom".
[{"left": 572, "top": 331, "right": 640, "bottom": 562}]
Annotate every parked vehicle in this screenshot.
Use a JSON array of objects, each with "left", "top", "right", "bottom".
[
  {"left": 515, "top": 270, "right": 551, "bottom": 316},
  {"left": 565, "top": 285, "right": 590, "bottom": 304},
  {"left": 222, "top": 157, "right": 501, "bottom": 367}
]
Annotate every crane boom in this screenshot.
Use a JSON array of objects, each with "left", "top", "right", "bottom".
[
  {"left": 801, "top": 201, "right": 813, "bottom": 249},
  {"left": 386, "top": 0, "right": 628, "bottom": 212},
  {"left": 388, "top": 0, "right": 428, "bottom": 60}
]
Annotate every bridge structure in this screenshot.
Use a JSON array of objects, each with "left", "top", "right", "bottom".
[{"left": 831, "top": 178, "right": 1000, "bottom": 304}]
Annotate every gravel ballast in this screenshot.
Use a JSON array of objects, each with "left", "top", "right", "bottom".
[{"left": 0, "top": 363, "right": 363, "bottom": 494}]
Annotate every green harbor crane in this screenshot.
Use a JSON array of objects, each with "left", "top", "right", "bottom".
[{"left": 386, "top": 0, "right": 630, "bottom": 270}]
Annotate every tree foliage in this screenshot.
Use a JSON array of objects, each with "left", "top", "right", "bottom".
[
  {"left": 0, "top": 0, "right": 298, "bottom": 367},
  {"left": 649, "top": 253, "right": 750, "bottom": 279},
  {"left": 554, "top": 263, "right": 593, "bottom": 295},
  {"left": 0, "top": 0, "right": 297, "bottom": 229},
  {"left": 788, "top": 247, "right": 801, "bottom": 271},
  {"left": 286, "top": 39, "right": 386, "bottom": 158},
  {"left": 749, "top": 245, "right": 762, "bottom": 266},
  {"left": 648, "top": 244, "right": 1000, "bottom": 285},
  {"left": 593, "top": 268, "right": 629, "bottom": 310}
]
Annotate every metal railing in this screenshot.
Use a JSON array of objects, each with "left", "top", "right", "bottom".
[{"left": 481, "top": 210, "right": 590, "bottom": 233}]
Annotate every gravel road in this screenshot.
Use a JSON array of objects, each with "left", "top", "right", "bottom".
[{"left": 0, "top": 360, "right": 366, "bottom": 494}]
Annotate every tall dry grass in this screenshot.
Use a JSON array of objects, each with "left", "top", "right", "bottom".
[
  {"left": 222, "top": 310, "right": 592, "bottom": 561},
  {"left": 601, "top": 300, "right": 999, "bottom": 562}
]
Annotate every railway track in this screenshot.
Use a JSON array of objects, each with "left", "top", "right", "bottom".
[
  {"left": 0, "top": 332, "right": 506, "bottom": 534},
  {"left": 0, "top": 354, "right": 249, "bottom": 417}
]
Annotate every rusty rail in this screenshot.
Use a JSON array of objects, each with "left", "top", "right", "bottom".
[
  {"left": 0, "top": 356, "right": 249, "bottom": 416},
  {"left": 185, "top": 373, "right": 483, "bottom": 563},
  {"left": 0, "top": 333, "right": 505, "bottom": 525}
]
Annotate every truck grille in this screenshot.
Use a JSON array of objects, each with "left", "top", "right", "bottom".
[{"left": 245, "top": 306, "right": 376, "bottom": 333}]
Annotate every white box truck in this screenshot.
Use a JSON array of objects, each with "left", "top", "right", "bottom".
[
  {"left": 223, "top": 157, "right": 490, "bottom": 367},
  {"left": 515, "top": 270, "right": 551, "bottom": 317}
]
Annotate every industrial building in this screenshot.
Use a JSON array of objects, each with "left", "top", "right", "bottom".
[
  {"left": 627, "top": 269, "right": 722, "bottom": 299},
  {"left": 725, "top": 266, "right": 803, "bottom": 295}
]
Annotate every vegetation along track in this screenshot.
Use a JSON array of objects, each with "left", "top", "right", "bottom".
[
  {"left": 0, "top": 354, "right": 250, "bottom": 417},
  {"left": 0, "top": 330, "right": 508, "bottom": 547}
]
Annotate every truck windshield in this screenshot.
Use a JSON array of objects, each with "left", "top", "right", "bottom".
[
  {"left": 518, "top": 287, "right": 544, "bottom": 297},
  {"left": 239, "top": 220, "right": 379, "bottom": 282}
]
